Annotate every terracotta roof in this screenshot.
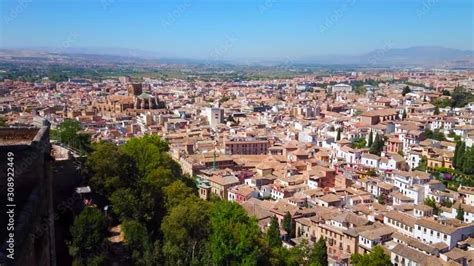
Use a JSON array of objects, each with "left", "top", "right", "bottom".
[
  {"left": 391, "top": 244, "right": 428, "bottom": 264},
  {"left": 359, "top": 225, "right": 394, "bottom": 240},
  {"left": 241, "top": 198, "right": 274, "bottom": 220},
  {"left": 415, "top": 218, "right": 472, "bottom": 235},
  {"left": 384, "top": 210, "right": 417, "bottom": 226},
  {"left": 392, "top": 232, "right": 438, "bottom": 255},
  {"left": 319, "top": 193, "right": 341, "bottom": 203}
]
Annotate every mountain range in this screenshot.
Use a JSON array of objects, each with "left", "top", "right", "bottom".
[
  {"left": 295, "top": 46, "right": 473, "bottom": 67},
  {"left": 0, "top": 46, "right": 472, "bottom": 68}
]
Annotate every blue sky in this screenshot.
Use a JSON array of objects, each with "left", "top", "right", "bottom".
[{"left": 0, "top": 0, "right": 472, "bottom": 59}]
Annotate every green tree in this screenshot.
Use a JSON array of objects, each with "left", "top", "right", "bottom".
[
  {"left": 369, "top": 134, "right": 384, "bottom": 155},
  {"left": 350, "top": 245, "right": 391, "bottom": 266},
  {"left": 377, "top": 194, "right": 385, "bottom": 205},
  {"left": 442, "top": 90, "right": 450, "bottom": 96},
  {"left": 219, "top": 95, "right": 230, "bottom": 103},
  {"left": 163, "top": 180, "right": 196, "bottom": 209},
  {"left": 119, "top": 136, "right": 188, "bottom": 227},
  {"left": 424, "top": 197, "right": 440, "bottom": 215},
  {"left": 456, "top": 206, "right": 465, "bottom": 221},
  {"left": 336, "top": 128, "right": 342, "bottom": 141},
  {"left": 402, "top": 86, "right": 411, "bottom": 96},
  {"left": 457, "top": 142, "right": 466, "bottom": 170},
  {"left": 451, "top": 86, "right": 474, "bottom": 108},
  {"left": 310, "top": 237, "right": 328, "bottom": 266},
  {"left": 282, "top": 212, "right": 294, "bottom": 239},
  {"left": 161, "top": 197, "right": 210, "bottom": 265},
  {"left": 351, "top": 137, "right": 367, "bottom": 149},
  {"left": 448, "top": 132, "right": 461, "bottom": 142},
  {"left": 110, "top": 188, "right": 141, "bottom": 220},
  {"left": 366, "top": 169, "right": 377, "bottom": 177},
  {"left": 415, "top": 156, "right": 428, "bottom": 171},
  {"left": 432, "top": 98, "right": 453, "bottom": 108},
  {"left": 282, "top": 239, "right": 311, "bottom": 266},
  {"left": 121, "top": 135, "right": 177, "bottom": 177},
  {"left": 454, "top": 141, "right": 462, "bottom": 168},
  {"left": 440, "top": 199, "right": 453, "bottom": 208},
  {"left": 143, "top": 240, "right": 163, "bottom": 266},
  {"left": 367, "top": 130, "right": 373, "bottom": 147},
  {"left": 266, "top": 216, "right": 282, "bottom": 249},
  {"left": 424, "top": 129, "right": 447, "bottom": 141},
  {"left": 69, "top": 207, "right": 108, "bottom": 265},
  {"left": 86, "top": 142, "right": 137, "bottom": 197},
  {"left": 434, "top": 106, "right": 440, "bottom": 115},
  {"left": 207, "top": 201, "right": 265, "bottom": 265},
  {"left": 52, "top": 119, "right": 91, "bottom": 152},
  {"left": 122, "top": 219, "right": 150, "bottom": 264},
  {"left": 453, "top": 141, "right": 468, "bottom": 170},
  {"left": 353, "top": 110, "right": 363, "bottom": 116},
  {"left": 354, "top": 86, "right": 367, "bottom": 95},
  {"left": 462, "top": 147, "right": 474, "bottom": 174},
  {"left": 0, "top": 116, "right": 6, "bottom": 127}
]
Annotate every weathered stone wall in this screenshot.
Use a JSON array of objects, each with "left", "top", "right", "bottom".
[{"left": 0, "top": 126, "right": 55, "bottom": 266}]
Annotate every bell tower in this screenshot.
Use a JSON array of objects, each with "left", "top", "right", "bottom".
[{"left": 127, "top": 83, "right": 143, "bottom": 96}]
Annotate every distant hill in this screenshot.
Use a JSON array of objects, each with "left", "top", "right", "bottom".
[
  {"left": 297, "top": 46, "right": 473, "bottom": 68},
  {"left": 362, "top": 46, "right": 473, "bottom": 66},
  {"left": 0, "top": 46, "right": 472, "bottom": 68}
]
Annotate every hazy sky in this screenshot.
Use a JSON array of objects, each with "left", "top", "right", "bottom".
[{"left": 0, "top": 0, "right": 473, "bottom": 59}]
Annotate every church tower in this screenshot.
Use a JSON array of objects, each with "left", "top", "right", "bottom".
[{"left": 127, "top": 83, "right": 143, "bottom": 96}]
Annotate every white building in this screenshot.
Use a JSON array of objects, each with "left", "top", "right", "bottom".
[
  {"left": 413, "top": 218, "right": 474, "bottom": 249},
  {"left": 442, "top": 203, "right": 474, "bottom": 224},
  {"left": 331, "top": 84, "right": 353, "bottom": 93},
  {"left": 137, "top": 112, "right": 154, "bottom": 133},
  {"left": 206, "top": 107, "right": 224, "bottom": 129},
  {"left": 459, "top": 186, "right": 474, "bottom": 205},
  {"left": 383, "top": 210, "right": 416, "bottom": 237},
  {"left": 361, "top": 153, "right": 380, "bottom": 168}
]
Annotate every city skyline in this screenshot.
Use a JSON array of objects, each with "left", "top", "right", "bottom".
[{"left": 1, "top": 1, "right": 474, "bottom": 265}]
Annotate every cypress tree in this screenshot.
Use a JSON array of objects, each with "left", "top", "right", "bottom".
[
  {"left": 462, "top": 147, "right": 474, "bottom": 174},
  {"left": 368, "top": 130, "right": 373, "bottom": 147},
  {"left": 266, "top": 216, "right": 282, "bottom": 248},
  {"left": 458, "top": 142, "right": 466, "bottom": 170},
  {"left": 310, "top": 237, "right": 328, "bottom": 266},
  {"left": 456, "top": 206, "right": 465, "bottom": 221},
  {"left": 282, "top": 212, "right": 293, "bottom": 239},
  {"left": 370, "top": 134, "right": 384, "bottom": 155},
  {"left": 454, "top": 141, "right": 461, "bottom": 168}
]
